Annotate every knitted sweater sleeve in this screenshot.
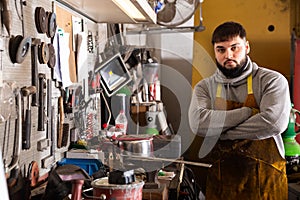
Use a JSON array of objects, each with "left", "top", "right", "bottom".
[
  {"left": 188, "top": 79, "right": 253, "bottom": 137},
  {"left": 222, "top": 70, "right": 291, "bottom": 140}
]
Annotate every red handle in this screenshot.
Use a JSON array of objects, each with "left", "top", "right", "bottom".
[{"left": 71, "top": 179, "right": 84, "bottom": 200}]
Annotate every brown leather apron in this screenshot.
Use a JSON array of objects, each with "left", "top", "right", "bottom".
[{"left": 205, "top": 75, "right": 288, "bottom": 200}]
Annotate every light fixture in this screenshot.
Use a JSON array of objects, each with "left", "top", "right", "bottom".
[{"left": 113, "top": 0, "right": 146, "bottom": 22}]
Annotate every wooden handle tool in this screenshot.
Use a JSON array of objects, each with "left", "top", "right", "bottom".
[{"left": 57, "top": 96, "right": 64, "bottom": 148}]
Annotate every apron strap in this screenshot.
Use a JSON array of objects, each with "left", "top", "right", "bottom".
[
  {"left": 216, "top": 73, "right": 253, "bottom": 98},
  {"left": 247, "top": 74, "right": 253, "bottom": 94},
  {"left": 216, "top": 83, "right": 222, "bottom": 98}
]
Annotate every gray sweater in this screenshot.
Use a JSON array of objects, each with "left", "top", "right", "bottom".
[{"left": 189, "top": 56, "right": 291, "bottom": 158}]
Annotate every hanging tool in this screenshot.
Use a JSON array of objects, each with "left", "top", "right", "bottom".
[
  {"left": 46, "top": 11, "right": 57, "bottom": 39},
  {"left": 2, "top": 115, "right": 11, "bottom": 176},
  {"left": 23, "top": 160, "right": 39, "bottom": 200},
  {"left": 47, "top": 43, "right": 56, "bottom": 69},
  {"left": 8, "top": 34, "right": 31, "bottom": 64},
  {"left": 31, "top": 38, "right": 41, "bottom": 106},
  {"left": 41, "top": 106, "right": 56, "bottom": 168},
  {"left": 37, "top": 79, "right": 51, "bottom": 152},
  {"left": 34, "top": 6, "right": 47, "bottom": 34},
  {"left": 21, "top": 85, "right": 36, "bottom": 150},
  {"left": 57, "top": 96, "right": 64, "bottom": 148},
  {"left": 8, "top": 0, "right": 31, "bottom": 64},
  {"left": 38, "top": 73, "right": 46, "bottom": 131},
  {"left": 57, "top": 91, "right": 70, "bottom": 149},
  {"left": 61, "top": 123, "right": 69, "bottom": 148},
  {"left": 28, "top": 161, "right": 39, "bottom": 187},
  {"left": 6, "top": 87, "right": 22, "bottom": 186},
  {"left": 1, "top": 0, "right": 11, "bottom": 35},
  {"left": 38, "top": 42, "right": 49, "bottom": 64}
]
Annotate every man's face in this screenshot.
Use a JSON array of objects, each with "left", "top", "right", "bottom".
[{"left": 214, "top": 36, "right": 250, "bottom": 77}]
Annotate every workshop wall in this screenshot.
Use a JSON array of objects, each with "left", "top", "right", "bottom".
[
  {"left": 0, "top": 0, "right": 100, "bottom": 191},
  {"left": 0, "top": 0, "right": 55, "bottom": 185}
]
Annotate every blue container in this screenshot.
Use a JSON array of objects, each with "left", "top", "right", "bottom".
[{"left": 58, "top": 158, "right": 104, "bottom": 176}]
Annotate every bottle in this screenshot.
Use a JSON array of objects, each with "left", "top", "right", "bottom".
[{"left": 115, "top": 109, "right": 128, "bottom": 135}]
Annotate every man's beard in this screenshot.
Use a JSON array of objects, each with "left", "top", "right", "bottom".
[{"left": 217, "top": 57, "right": 248, "bottom": 78}]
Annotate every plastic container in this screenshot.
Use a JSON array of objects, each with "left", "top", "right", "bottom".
[
  {"left": 115, "top": 110, "right": 128, "bottom": 135},
  {"left": 57, "top": 158, "right": 104, "bottom": 176}
]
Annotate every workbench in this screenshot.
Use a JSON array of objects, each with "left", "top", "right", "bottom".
[{"left": 142, "top": 163, "right": 185, "bottom": 200}]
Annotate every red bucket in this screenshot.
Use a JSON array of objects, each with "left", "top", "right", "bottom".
[{"left": 91, "top": 177, "right": 144, "bottom": 200}]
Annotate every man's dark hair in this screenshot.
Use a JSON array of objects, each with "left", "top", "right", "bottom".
[{"left": 211, "top": 21, "right": 246, "bottom": 44}]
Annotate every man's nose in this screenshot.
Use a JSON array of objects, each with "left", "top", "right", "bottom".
[{"left": 225, "top": 49, "right": 233, "bottom": 59}]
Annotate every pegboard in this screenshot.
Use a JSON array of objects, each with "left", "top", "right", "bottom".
[{"left": 0, "top": 0, "right": 102, "bottom": 193}]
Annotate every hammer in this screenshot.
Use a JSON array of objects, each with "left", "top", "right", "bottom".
[
  {"left": 21, "top": 86, "right": 36, "bottom": 150},
  {"left": 38, "top": 73, "right": 46, "bottom": 132}
]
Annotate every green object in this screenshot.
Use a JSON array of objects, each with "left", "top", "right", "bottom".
[
  {"left": 116, "top": 86, "right": 132, "bottom": 96},
  {"left": 158, "top": 170, "right": 165, "bottom": 176},
  {"left": 283, "top": 120, "right": 297, "bottom": 137},
  {"left": 282, "top": 103, "right": 300, "bottom": 156},
  {"left": 146, "top": 127, "right": 159, "bottom": 135},
  {"left": 283, "top": 137, "right": 300, "bottom": 157},
  {"left": 282, "top": 103, "right": 297, "bottom": 137}
]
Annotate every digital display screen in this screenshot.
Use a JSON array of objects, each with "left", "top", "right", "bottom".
[{"left": 95, "top": 53, "right": 131, "bottom": 96}]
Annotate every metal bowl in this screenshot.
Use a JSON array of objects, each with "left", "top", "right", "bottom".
[{"left": 116, "top": 135, "right": 154, "bottom": 157}]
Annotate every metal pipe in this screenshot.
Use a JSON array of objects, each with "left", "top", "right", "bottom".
[{"left": 122, "top": 154, "right": 212, "bottom": 168}]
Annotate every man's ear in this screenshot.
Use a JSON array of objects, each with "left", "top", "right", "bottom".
[{"left": 246, "top": 41, "right": 250, "bottom": 54}]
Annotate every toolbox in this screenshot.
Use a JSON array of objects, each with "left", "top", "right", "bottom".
[{"left": 58, "top": 158, "right": 104, "bottom": 176}]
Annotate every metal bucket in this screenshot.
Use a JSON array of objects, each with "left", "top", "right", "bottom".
[{"left": 91, "top": 177, "right": 144, "bottom": 200}]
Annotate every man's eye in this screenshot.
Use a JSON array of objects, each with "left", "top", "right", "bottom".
[
  {"left": 217, "top": 49, "right": 225, "bottom": 53},
  {"left": 231, "top": 46, "right": 237, "bottom": 51}
]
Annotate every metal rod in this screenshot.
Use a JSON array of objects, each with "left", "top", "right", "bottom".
[
  {"left": 125, "top": 25, "right": 205, "bottom": 35},
  {"left": 122, "top": 154, "right": 212, "bottom": 168}
]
